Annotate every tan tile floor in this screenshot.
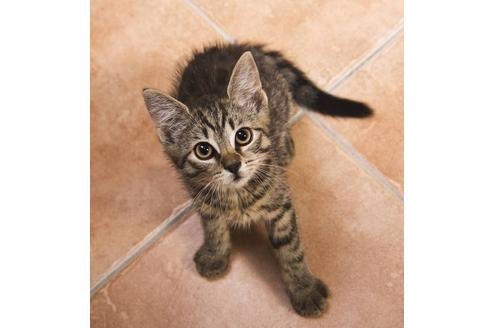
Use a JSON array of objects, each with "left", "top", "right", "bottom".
[
  {"left": 194, "top": 0, "right": 403, "bottom": 88},
  {"left": 91, "top": 0, "right": 403, "bottom": 326},
  {"left": 320, "top": 35, "right": 404, "bottom": 190}
]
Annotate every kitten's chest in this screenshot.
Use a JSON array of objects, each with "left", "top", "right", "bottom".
[
  {"left": 221, "top": 195, "right": 267, "bottom": 227},
  {"left": 198, "top": 183, "right": 277, "bottom": 227}
]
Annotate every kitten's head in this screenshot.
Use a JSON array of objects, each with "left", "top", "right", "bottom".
[{"left": 143, "top": 52, "right": 272, "bottom": 192}]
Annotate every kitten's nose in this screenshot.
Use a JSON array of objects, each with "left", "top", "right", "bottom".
[
  {"left": 224, "top": 161, "right": 241, "bottom": 174},
  {"left": 222, "top": 154, "right": 241, "bottom": 174}
]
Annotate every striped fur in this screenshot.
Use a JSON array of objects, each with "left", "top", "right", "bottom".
[{"left": 142, "top": 43, "right": 371, "bottom": 316}]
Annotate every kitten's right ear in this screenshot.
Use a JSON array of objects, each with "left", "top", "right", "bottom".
[
  {"left": 142, "top": 88, "right": 189, "bottom": 126},
  {"left": 142, "top": 88, "right": 189, "bottom": 143}
]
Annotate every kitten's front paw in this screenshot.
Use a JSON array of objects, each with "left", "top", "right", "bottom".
[
  {"left": 193, "top": 246, "right": 230, "bottom": 279},
  {"left": 289, "top": 278, "right": 329, "bottom": 317}
]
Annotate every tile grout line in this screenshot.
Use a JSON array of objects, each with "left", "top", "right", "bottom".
[
  {"left": 90, "top": 200, "right": 193, "bottom": 297},
  {"left": 326, "top": 20, "right": 403, "bottom": 93},
  {"left": 307, "top": 111, "right": 403, "bottom": 201},
  {"left": 183, "top": 0, "right": 235, "bottom": 43},
  {"left": 184, "top": 2, "right": 404, "bottom": 201},
  {"left": 307, "top": 22, "right": 404, "bottom": 202}
]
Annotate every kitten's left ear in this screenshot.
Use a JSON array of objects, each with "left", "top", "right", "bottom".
[{"left": 227, "top": 51, "right": 267, "bottom": 108}]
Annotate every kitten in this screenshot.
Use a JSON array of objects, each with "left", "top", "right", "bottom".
[{"left": 142, "top": 43, "right": 372, "bottom": 317}]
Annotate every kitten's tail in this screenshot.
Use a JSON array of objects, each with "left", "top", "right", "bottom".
[{"left": 263, "top": 49, "right": 373, "bottom": 118}]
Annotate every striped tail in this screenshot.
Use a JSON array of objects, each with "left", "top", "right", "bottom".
[{"left": 263, "top": 48, "right": 373, "bottom": 118}]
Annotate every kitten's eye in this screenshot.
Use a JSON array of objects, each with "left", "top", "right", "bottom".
[
  {"left": 235, "top": 128, "right": 253, "bottom": 146},
  {"left": 194, "top": 142, "right": 214, "bottom": 160}
]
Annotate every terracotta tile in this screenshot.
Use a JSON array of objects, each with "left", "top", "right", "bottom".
[
  {"left": 319, "top": 35, "right": 404, "bottom": 189},
  {"left": 91, "top": 117, "right": 403, "bottom": 327},
  {"left": 194, "top": 0, "right": 403, "bottom": 87},
  {"left": 91, "top": 0, "right": 221, "bottom": 284}
]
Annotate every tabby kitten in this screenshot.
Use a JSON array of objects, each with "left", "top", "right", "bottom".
[{"left": 142, "top": 43, "right": 372, "bottom": 317}]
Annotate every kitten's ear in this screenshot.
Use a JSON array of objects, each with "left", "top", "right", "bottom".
[
  {"left": 142, "top": 88, "right": 189, "bottom": 143},
  {"left": 227, "top": 51, "right": 267, "bottom": 107}
]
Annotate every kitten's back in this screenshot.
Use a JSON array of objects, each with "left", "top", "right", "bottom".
[{"left": 175, "top": 43, "right": 373, "bottom": 118}]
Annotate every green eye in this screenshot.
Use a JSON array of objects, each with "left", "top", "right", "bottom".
[
  {"left": 235, "top": 128, "right": 253, "bottom": 146},
  {"left": 194, "top": 142, "right": 214, "bottom": 160}
]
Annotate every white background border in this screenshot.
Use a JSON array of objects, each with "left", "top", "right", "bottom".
[
  {"left": 406, "top": 0, "right": 495, "bottom": 327},
  {"left": 0, "top": 0, "right": 89, "bottom": 327},
  {"left": 1, "top": 0, "right": 494, "bottom": 327}
]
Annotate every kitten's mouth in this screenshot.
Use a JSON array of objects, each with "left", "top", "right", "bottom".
[
  {"left": 230, "top": 172, "right": 249, "bottom": 187},
  {"left": 221, "top": 170, "right": 251, "bottom": 188}
]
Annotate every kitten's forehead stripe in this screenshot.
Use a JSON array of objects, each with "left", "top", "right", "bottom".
[
  {"left": 214, "top": 102, "right": 223, "bottom": 132},
  {"left": 228, "top": 118, "right": 234, "bottom": 130},
  {"left": 196, "top": 110, "right": 216, "bottom": 132},
  {"left": 221, "top": 106, "right": 227, "bottom": 129}
]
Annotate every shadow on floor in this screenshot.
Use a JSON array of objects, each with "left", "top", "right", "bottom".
[{"left": 230, "top": 224, "right": 293, "bottom": 311}]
